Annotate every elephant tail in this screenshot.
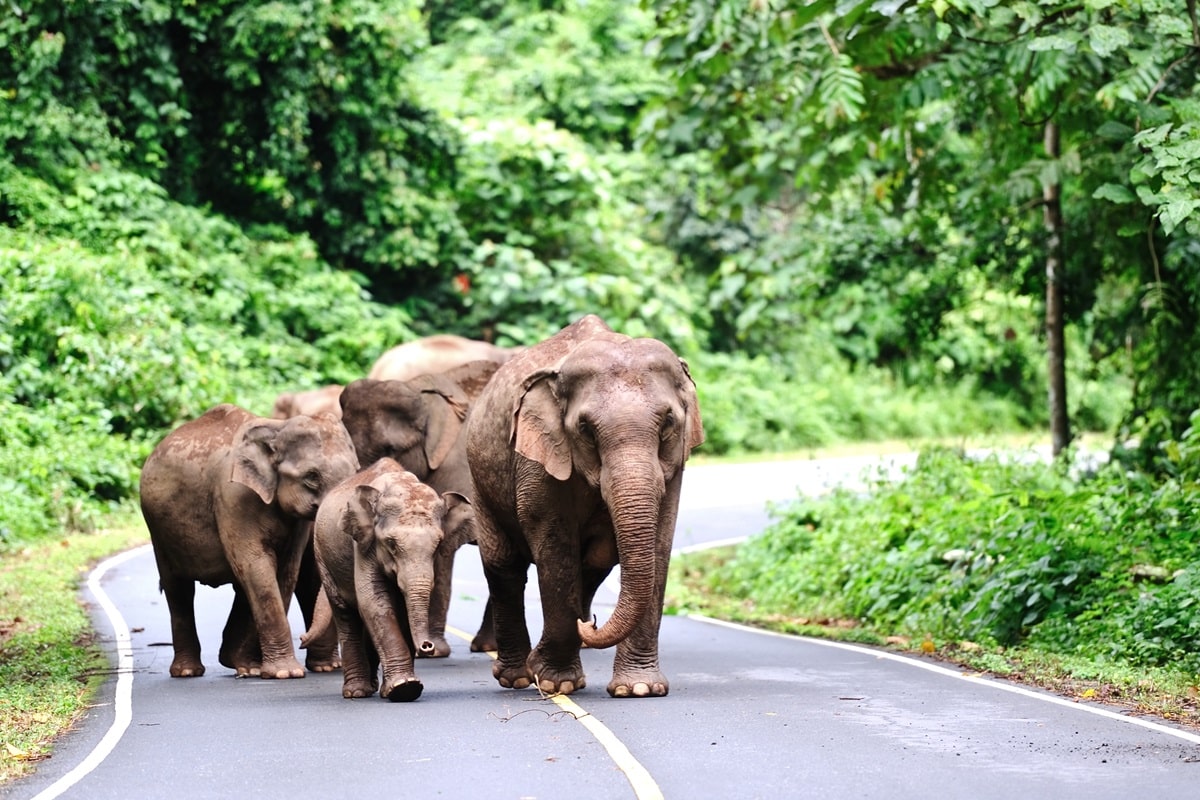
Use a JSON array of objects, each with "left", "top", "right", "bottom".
[{"left": 299, "top": 586, "right": 334, "bottom": 649}]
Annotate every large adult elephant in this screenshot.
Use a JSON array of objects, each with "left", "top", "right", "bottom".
[
  {"left": 367, "top": 334, "right": 516, "bottom": 382},
  {"left": 339, "top": 359, "right": 501, "bottom": 655},
  {"left": 306, "top": 458, "right": 474, "bottom": 701},
  {"left": 139, "top": 405, "right": 359, "bottom": 679},
  {"left": 465, "top": 315, "right": 704, "bottom": 698}
]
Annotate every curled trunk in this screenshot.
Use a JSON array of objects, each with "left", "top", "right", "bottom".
[{"left": 577, "top": 463, "right": 662, "bottom": 649}]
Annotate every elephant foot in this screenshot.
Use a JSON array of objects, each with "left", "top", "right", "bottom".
[
  {"left": 169, "top": 656, "right": 206, "bottom": 678},
  {"left": 259, "top": 656, "right": 306, "bottom": 679},
  {"left": 608, "top": 669, "right": 669, "bottom": 698},
  {"left": 219, "top": 646, "right": 261, "bottom": 676},
  {"left": 492, "top": 658, "right": 533, "bottom": 690},
  {"left": 381, "top": 676, "right": 423, "bottom": 702},
  {"left": 469, "top": 631, "right": 497, "bottom": 653},
  {"left": 341, "top": 678, "right": 376, "bottom": 699},
  {"left": 470, "top": 612, "right": 496, "bottom": 653},
  {"left": 306, "top": 651, "right": 342, "bottom": 672},
  {"left": 528, "top": 648, "right": 586, "bottom": 696}
]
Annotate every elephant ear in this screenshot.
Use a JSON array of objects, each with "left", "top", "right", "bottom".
[
  {"left": 231, "top": 423, "right": 282, "bottom": 504},
  {"left": 440, "top": 491, "right": 475, "bottom": 549},
  {"left": 512, "top": 367, "right": 571, "bottom": 481},
  {"left": 346, "top": 485, "right": 381, "bottom": 549},
  {"left": 679, "top": 358, "right": 706, "bottom": 454},
  {"left": 420, "top": 386, "right": 468, "bottom": 472}
]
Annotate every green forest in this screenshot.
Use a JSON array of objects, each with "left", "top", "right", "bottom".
[{"left": 6, "top": 0, "right": 1200, "bottom": 728}]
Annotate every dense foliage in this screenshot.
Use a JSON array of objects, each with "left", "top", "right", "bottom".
[
  {"left": 4, "top": 0, "right": 1133, "bottom": 548},
  {"left": 672, "top": 433, "right": 1200, "bottom": 677}
]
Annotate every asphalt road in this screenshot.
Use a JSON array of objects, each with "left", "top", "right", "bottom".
[{"left": 7, "top": 455, "right": 1200, "bottom": 800}]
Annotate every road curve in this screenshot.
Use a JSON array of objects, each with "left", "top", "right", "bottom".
[{"left": 6, "top": 456, "right": 1200, "bottom": 800}]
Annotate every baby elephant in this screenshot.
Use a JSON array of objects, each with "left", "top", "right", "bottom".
[{"left": 309, "top": 458, "right": 473, "bottom": 701}]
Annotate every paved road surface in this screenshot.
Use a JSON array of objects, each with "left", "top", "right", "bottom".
[{"left": 7, "top": 455, "right": 1200, "bottom": 799}]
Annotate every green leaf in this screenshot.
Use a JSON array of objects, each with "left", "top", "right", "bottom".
[
  {"left": 1092, "top": 183, "right": 1137, "bottom": 204},
  {"left": 1087, "top": 24, "right": 1131, "bottom": 58}
]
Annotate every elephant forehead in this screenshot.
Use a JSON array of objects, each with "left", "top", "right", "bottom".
[{"left": 563, "top": 338, "right": 679, "bottom": 380}]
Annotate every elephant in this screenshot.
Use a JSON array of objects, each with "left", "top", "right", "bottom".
[
  {"left": 139, "top": 404, "right": 359, "bottom": 679},
  {"left": 339, "top": 359, "right": 502, "bottom": 656},
  {"left": 269, "top": 383, "right": 349, "bottom": 667},
  {"left": 465, "top": 314, "right": 704, "bottom": 698},
  {"left": 306, "top": 458, "right": 474, "bottom": 700},
  {"left": 367, "top": 334, "right": 517, "bottom": 383},
  {"left": 272, "top": 384, "right": 344, "bottom": 420}
]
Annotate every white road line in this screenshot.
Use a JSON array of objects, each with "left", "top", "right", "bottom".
[
  {"left": 687, "top": 613, "right": 1200, "bottom": 746},
  {"left": 444, "top": 625, "right": 665, "bottom": 800},
  {"left": 32, "top": 544, "right": 151, "bottom": 800}
]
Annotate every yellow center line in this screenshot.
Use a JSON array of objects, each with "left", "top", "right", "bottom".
[{"left": 446, "top": 625, "right": 664, "bottom": 800}]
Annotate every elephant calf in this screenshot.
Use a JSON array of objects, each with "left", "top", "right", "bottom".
[
  {"left": 307, "top": 458, "right": 474, "bottom": 701},
  {"left": 139, "top": 404, "right": 359, "bottom": 679}
]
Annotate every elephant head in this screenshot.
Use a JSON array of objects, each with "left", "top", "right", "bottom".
[
  {"left": 513, "top": 336, "right": 705, "bottom": 649},
  {"left": 342, "top": 474, "right": 474, "bottom": 656},
  {"left": 339, "top": 360, "right": 501, "bottom": 489},
  {"left": 230, "top": 413, "right": 360, "bottom": 520}
]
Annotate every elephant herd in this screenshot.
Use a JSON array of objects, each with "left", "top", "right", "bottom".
[{"left": 139, "top": 316, "right": 705, "bottom": 702}]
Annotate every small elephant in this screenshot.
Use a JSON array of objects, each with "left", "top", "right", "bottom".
[
  {"left": 466, "top": 315, "right": 704, "bottom": 698},
  {"left": 308, "top": 458, "right": 474, "bottom": 701},
  {"left": 139, "top": 404, "right": 359, "bottom": 679},
  {"left": 272, "top": 384, "right": 344, "bottom": 420},
  {"left": 339, "top": 359, "right": 502, "bottom": 655},
  {"left": 269, "top": 383, "right": 349, "bottom": 668},
  {"left": 367, "top": 334, "right": 516, "bottom": 383}
]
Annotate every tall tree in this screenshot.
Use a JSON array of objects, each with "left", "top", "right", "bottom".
[{"left": 643, "top": 0, "right": 1200, "bottom": 450}]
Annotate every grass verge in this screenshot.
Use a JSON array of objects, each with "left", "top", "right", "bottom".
[
  {"left": 0, "top": 514, "right": 148, "bottom": 785},
  {"left": 667, "top": 546, "right": 1200, "bottom": 732}
]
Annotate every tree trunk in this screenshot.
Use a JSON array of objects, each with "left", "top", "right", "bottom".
[{"left": 1043, "top": 119, "right": 1071, "bottom": 457}]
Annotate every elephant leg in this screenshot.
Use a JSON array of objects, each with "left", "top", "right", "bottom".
[
  {"left": 608, "top": 521, "right": 675, "bottom": 698},
  {"left": 476, "top": 510, "right": 534, "bottom": 688},
  {"left": 480, "top": 561, "right": 534, "bottom": 689},
  {"left": 357, "top": 575, "right": 422, "bottom": 702},
  {"left": 219, "top": 588, "right": 262, "bottom": 676},
  {"left": 469, "top": 598, "right": 496, "bottom": 653},
  {"left": 333, "top": 603, "right": 375, "bottom": 699},
  {"left": 159, "top": 572, "right": 205, "bottom": 678},
  {"left": 229, "top": 544, "right": 305, "bottom": 680},
  {"left": 528, "top": 549, "right": 587, "bottom": 696},
  {"left": 424, "top": 543, "right": 456, "bottom": 658}
]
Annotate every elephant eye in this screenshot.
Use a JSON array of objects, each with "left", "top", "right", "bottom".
[
  {"left": 660, "top": 411, "right": 677, "bottom": 441},
  {"left": 303, "top": 470, "right": 322, "bottom": 490},
  {"left": 578, "top": 418, "right": 596, "bottom": 442}
]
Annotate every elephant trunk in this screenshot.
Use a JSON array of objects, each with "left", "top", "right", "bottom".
[
  {"left": 402, "top": 576, "right": 437, "bottom": 656},
  {"left": 577, "top": 460, "right": 663, "bottom": 649},
  {"left": 299, "top": 587, "right": 333, "bottom": 649}
]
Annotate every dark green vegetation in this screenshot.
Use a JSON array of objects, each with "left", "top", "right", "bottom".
[
  {"left": 669, "top": 438, "right": 1200, "bottom": 726},
  {"left": 3, "top": 0, "right": 1200, "bottom": 771}
]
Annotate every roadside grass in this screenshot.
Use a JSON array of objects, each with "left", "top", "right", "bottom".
[
  {"left": 667, "top": 551, "right": 1200, "bottom": 730},
  {"left": 0, "top": 514, "right": 147, "bottom": 784}
]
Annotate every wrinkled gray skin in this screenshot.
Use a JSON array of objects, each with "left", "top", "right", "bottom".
[
  {"left": 270, "top": 383, "right": 348, "bottom": 671},
  {"left": 307, "top": 458, "right": 474, "bottom": 701},
  {"left": 368, "top": 334, "right": 517, "bottom": 382},
  {"left": 139, "top": 405, "right": 359, "bottom": 679},
  {"left": 339, "top": 359, "right": 501, "bottom": 656},
  {"left": 273, "top": 384, "right": 344, "bottom": 420},
  {"left": 466, "top": 315, "right": 704, "bottom": 698}
]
